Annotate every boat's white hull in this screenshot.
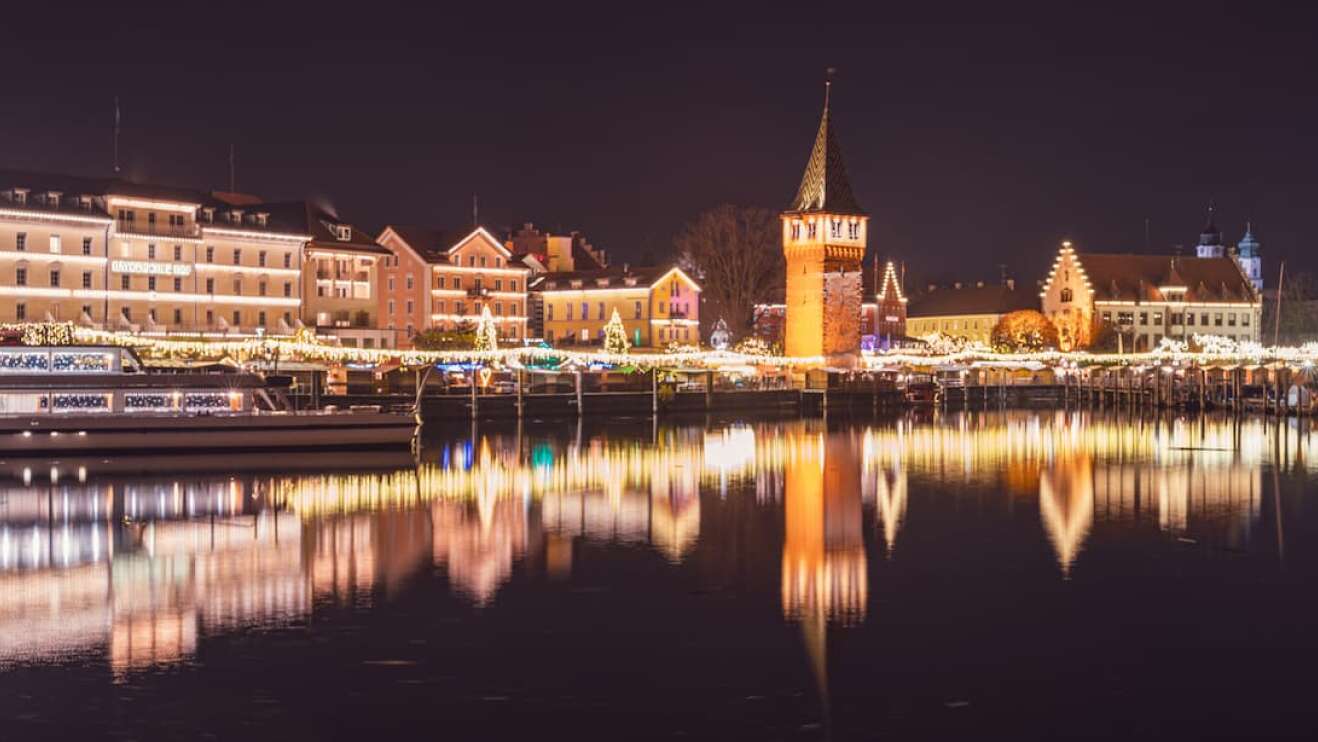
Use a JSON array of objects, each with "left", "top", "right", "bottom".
[{"left": 0, "top": 412, "right": 417, "bottom": 453}]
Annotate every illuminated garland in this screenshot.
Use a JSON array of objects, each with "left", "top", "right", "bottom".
[{"left": 1, "top": 323, "right": 1311, "bottom": 371}]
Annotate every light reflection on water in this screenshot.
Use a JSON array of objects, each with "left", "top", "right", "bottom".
[{"left": 0, "top": 411, "right": 1305, "bottom": 681}]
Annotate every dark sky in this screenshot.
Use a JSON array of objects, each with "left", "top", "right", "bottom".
[{"left": 3, "top": 3, "right": 1315, "bottom": 287}]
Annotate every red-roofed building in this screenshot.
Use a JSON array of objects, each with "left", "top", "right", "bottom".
[{"left": 1040, "top": 241, "right": 1261, "bottom": 351}]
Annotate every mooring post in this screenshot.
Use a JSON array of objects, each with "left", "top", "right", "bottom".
[
  {"left": 575, "top": 369, "right": 583, "bottom": 417},
  {"left": 652, "top": 368, "right": 659, "bottom": 415},
  {"left": 470, "top": 367, "right": 478, "bottom": 420},
  {"left": 516, "top": 367, "right": 525, "bottom": 419},
  {"left": 706, "top": 370, "right": 714, "bottom": 412}
]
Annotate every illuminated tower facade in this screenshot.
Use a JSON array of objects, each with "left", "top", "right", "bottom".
[{"left": 782, "top": 80, "right": 867, "bottom": 360}]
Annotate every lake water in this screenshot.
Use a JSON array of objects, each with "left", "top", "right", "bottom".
[{"left": 2, "top": 411, "right": 1316, "bottom": 740}]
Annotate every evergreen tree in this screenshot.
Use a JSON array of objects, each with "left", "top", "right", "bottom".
[
  {"left": 473, "top": 306, "right": 499, "bottom": 352},
  {"left": 603, "top": 308, "right": 630, "bottom": 355}
]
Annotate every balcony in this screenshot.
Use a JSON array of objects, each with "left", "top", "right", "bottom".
[
  {"left": 116, "top": 220, "right": 200, "bottom": 239},
  {"left": 467, "top": 287, "right": 490, "bottom": 298}
]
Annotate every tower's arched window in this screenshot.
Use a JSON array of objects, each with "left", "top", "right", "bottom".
[{"left": 1060, "top": 288, "right": 1073, "bottom": 303}]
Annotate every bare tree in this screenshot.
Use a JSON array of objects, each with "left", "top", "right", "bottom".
[
  {"left": 1263, "top": 271, "right": 1318, "bottom": 344},
  {"left": 674, "top": 204, "right": 782, "bottom": 339}
]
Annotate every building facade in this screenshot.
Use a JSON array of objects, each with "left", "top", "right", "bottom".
[
  {"left": 0, "top": 170, "right": 307, "bottom": 336},
  {"left": 781, "top": 82, "right": 867, "bottom": 360},
  {"left": 533, "top": 266, "right": 701, "bottom": 349},
  {"left": 376, "top": 226, "right": 532, "bottom": 349},
  {"left": 906, "top": 281, "right": 1036, "bottom": 344},
  {"left": 1041, "top": 241, "right": 1261, "bottom": 351}
]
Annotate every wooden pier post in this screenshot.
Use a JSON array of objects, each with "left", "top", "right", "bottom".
[
  {"left": 705, "top": 370, "right": 714, "bottom": 412},
  {"left": 652, "top": 368, "right": 659, "bottom": 415},
  {"left": 574, "top": 370, "right": 583, "bottom": 417},
  {"left": 516, "top": 368, "right": 525, "bottom": 419},
  {"left": 470, "top": 367, "right": 478, "bottom": 420}
]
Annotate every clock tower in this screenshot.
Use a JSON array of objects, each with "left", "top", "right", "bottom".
[{"left": 782, "top": 78, "right": 867, "bottom": 361}]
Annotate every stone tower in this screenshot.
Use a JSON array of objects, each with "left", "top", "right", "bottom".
[
  {"left": 1196, "top": 202, "right": 1225, "bottom": 258},
  {"left": 782, "top": 79, "right": 867, "bottom": 360}
]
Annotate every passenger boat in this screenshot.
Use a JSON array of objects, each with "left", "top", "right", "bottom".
[{"left": 0, "top": 345, "right": 416, "bottom": 453}]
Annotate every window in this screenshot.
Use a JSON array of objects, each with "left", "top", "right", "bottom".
[
  {"left": 1060, "top": 288, "right": 1072, "bottom": 303},
  {"left": 495, "top": 302, "right": 503, "bottom": 316},
  {"left": 148, "top": 244, "right": 156, "bottom": 260},
  {"left": 566, "top": 303, "right": 574, "bottom": 320},
  {"left": 232, "top": 310, "right": 241, "bottom": 326},
  {"left": 283, "top": 253, "right": 291, "bottom": 268},
  {"left": 1214, "top": 313, "right": 1223, "bottom": 327},
  {"left": 82, "top": 237, "right": 92, "bottom": 255},
  {"left": 147, "top": 213, "right": 156, "bottom": 226},
  {"left": 405, "top": 300, "right": 414, "bottom": 314},
  {"left": 1171, "top": 313, "right": 1182, "bottom": 325},
  {"left": 1101, "top": 311, "right": 1112, "bottom": 324},
  {"left": 548, "top": 304, "right": 555, "bottom": 321},
  {"left": 206, "top": 246, "right": 214, "bottom": 262},
  {"left": 258, "top": 311, "right": 267, "bottom": 326},
  {"left": 283, "top": 282, "right": 291, "bottom": 297},
  {"left": 452, "top": 277, "right": 461, "bottom": 290},
  {"left": 206, "top": 310, "right": 214, "bottom": 325},
  {"left": 468, "top": 256, "right": 475, "bottom": 267},
  {"left": 456, "top": 301, "right": 466, "bottom": 315},
  {"left": 16, "top": 303, "right": 25, "bottom": 320},
  {"left": 233, "top": 278, "right": 242, "bottom": 294},
  {"left": 259, "top": 250, "right": 267, "bottom": 267},
  {"left": 388, "top": 300, "right": 396, "bottom": 315},
  {"left": 147, "top": 309, "right": 157, "bottom": 324},
  {"left": 474, "top": 277, "right": 483, "bottom": 292},
  {"left": 147, "top": 276, "right": 156, "bottom": 291},
  {"left": 581, "top": 302, "right": 588, "bottom": 320},
  {"left": 258, "top": 282, "right": 267, "bottom": 297},
  {"left": 1228, "top": 313, "right": 1237, "bottom": 327},
  {"left": 1187, "top": 313, "right": 1196, "bottom": 326},
  {"left": 14, "top": 267, "right": 26, "bottom": 286},
  {"left": 1152, "top": 312, "right": 1163, "bottom": 325},
  {"left": 511, "top": 279, "right": 518, "bottom": 292},
  {"left": 81, "top": 305, "right": 92, "bottom": 319},
  {"left": 634, "top": 300, "right": 643, "bottom": 319},
  {"left": 435, "top": 276, "right": 444, "bottom": 289},
  {"left": 173, "top": 308, "right": 182, "bottom": 324},
  {"left": 1243, "top": 313, "right": 1250, "bottom": 327},
  {"left": 206, "top": 278, "right": 215, "bottom": 294},
  {"left": 479, "top": 256, "right": 487, "bottom": 267},
  {"left": 283, "top": 312, "right": 291, "bottom": 327},
  {"left": 232, "top": 249, "right": 241, "bottom": 266},
  {"left": 405, "top": 274, "right": 414, "bottom": 290},
  {"left": 1139, "top": 312, "right": 1148, "bottom": 325},
  {"left": 791, "top": 223, "right": 801, "bottom": 240},
  {"left": 50, "top": 234, "right": 61, "bottom": 253},
  {"left": 388, "top": 277, "right": 395, "bottom": 291},
  {"left": 173, "top": 277, "right": 182, "bottom": 292},
  {"left": 173, "top": 245, "right": 182, "bottom": 261},
  {"left": 49, "top": 269, "right": 60, "bottom": 287},
  {"left": 120, "top": 274, "right": 130, "bottom": 290},
  {"left": 16, "top": 232, "right": 26, "bottom": 251},
  {"left": 82, "top": 271, "right": 93, "bottom": 289},
  {"left": 511, "top": 302, "right": 518, "bottom": 315},
  {"left": 495, "top": 278, "right": 503, "bottom": 291}
]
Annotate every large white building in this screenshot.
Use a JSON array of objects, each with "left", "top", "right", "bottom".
[
  {"left": 0, "top": 169, "right": 380, "bottom": 343},
  {"left": 1041, "top": 241, "right": 1261, "bottom": 352}
]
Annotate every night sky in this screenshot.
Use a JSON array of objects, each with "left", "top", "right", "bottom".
[{"left": 3, "top": 4, "right": 1315, "bottom": 287}]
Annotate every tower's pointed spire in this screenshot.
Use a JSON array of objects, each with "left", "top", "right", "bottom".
[{"left": 788, "top": 69, "right": 865, "bottom": 215}]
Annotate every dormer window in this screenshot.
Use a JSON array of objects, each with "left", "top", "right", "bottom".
[
  {"left": 624, "top": 277, "right": 638, "bottom": 287},
  {"left": 255, "top": 212, "right": 269, "bottom": 226},
  {"left": 13, "top": 189, "right": 27, "bottom": 205},
  {"left": 79, "top": 196, "right": 92, "bottom": 211},
  {"left": 47, "top": 191, "right": 62, "bottom": 207},
  {"left": 790, "top": 222, "right": 801, "bottom": 240},
  {"left": 596, "top": 278, "right": 610, "bottom": 287},
  {"left": 570, "top": 280, "right": 583, "bottom": 289},
  {"left": 230, "top": 209, "right": 243, "bottom": 224},
  {"left": 201, "top": 207, "right": 214, "bottom": 223}
]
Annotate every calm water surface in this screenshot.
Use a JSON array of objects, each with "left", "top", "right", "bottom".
[{"left": 2, "top": 411, "right": 1317, "bottom": 740}]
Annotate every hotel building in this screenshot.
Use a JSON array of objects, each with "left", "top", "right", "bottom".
[
  {"left": 0, "top": 170, "right": 380, "bottom": 343},
  {"left": 376, "top": 226, "right": 533, "bottom": 349},
  {"left": 905, "top": 280, "right": 1037, "bottom": 344}
]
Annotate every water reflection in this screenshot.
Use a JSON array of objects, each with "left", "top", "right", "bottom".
[{"left": 0, "top": 411, "right": 1304, "bottom": 678}]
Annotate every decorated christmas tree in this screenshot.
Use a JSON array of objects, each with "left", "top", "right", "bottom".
[
  {"left": 603, "top": 308, "right": 630, "bottom": 355},
  {"left": 473, "top": 305, "right": 499, "bottom": 352}
]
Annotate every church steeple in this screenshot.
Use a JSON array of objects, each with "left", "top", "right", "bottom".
[
  {"left": 787, "top": 74, "right": 865, "bottom": 215},
  {"left": 1196, "top": 200, "right": 1224, "bottom": 258}
]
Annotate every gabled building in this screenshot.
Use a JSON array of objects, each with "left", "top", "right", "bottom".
[
  {"left": 1040, "top": 241, "right": 1261, "bottom": 351},
  {"left": 531, "top": 265, "right": 700, "bottom": 349},
  {"left": 376, "top": 225, "right": 532, "bottom": 348}
]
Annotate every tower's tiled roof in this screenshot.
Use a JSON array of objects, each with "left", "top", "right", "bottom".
[{"left": 786, "top": 84, "right": 865, "bottom": 216}]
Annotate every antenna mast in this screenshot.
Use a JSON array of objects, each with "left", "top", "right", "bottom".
[{"left": 113, "top": 97, "right": 121, "bottom": 174}]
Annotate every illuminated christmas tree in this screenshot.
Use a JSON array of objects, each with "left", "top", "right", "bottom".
[
  {"left": 473, "top": 306, "right": 499, "bottom": 352},
  {"left": 603, "top": 308, "right": 630, "bottom": 355}
]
